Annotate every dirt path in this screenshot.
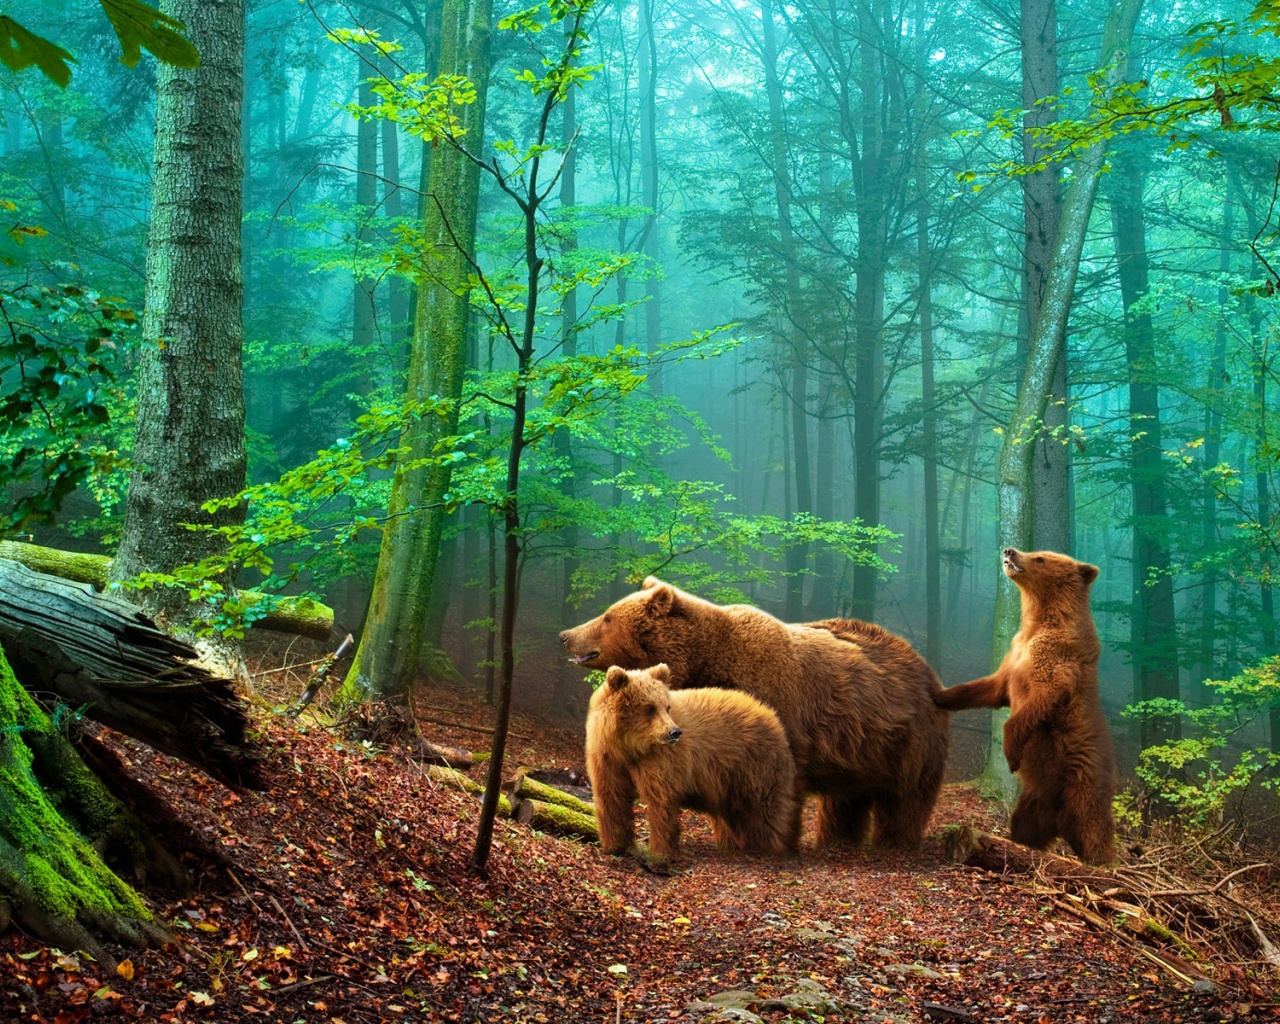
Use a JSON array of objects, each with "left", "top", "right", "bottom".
[{"left": 1, "top": 678, "right": 1270, "bottom": 1023}]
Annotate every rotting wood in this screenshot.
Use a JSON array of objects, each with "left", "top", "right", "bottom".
[
  {"left": 0, "top": 540, "right": 334, "bottom": 640},
  {"left": 948, "top": 825, "right": 1277, "bottom": 982},
  {"left": 503, "top": 768, "right": 595, "bottom": 818},
  {"left": 288, "top": 634, "right": 354, "bottom": 718},
  {"left": 513, "top": 798, "right": 599, "bottom": 842},
  {"left": 0, "top": 558, "right": 266, "bottom": 787},
  {"left": 423, "top": 764, "right": 512, "bottom": 817}
]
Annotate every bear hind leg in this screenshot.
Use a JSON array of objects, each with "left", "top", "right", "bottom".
[
  {"left": 1059, "top": 775, "right": 1115, "bottom": 866},
  {"left": 870, "top": 791, "right": 932, "bottom": 849},
  {"left": 1009, "top": 791, "right": 1057, "bottom": 850},
  {"left": 815, "top": 794, "right": 872, "bottom": 846}
]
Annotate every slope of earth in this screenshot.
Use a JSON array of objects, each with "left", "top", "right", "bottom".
[{"left": 1, "top": 672, "right": 1275, "bottom": 1024}]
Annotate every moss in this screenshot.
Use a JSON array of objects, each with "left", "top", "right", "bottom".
[
  {"left": 515, "top": 776, "right": 596, "bottom": 819},
  {"left": 518, "top": 799, "right": 599, "bottom": 842},
  {"left": 0, "top": 643, "right": 151, "bottom": 931}
]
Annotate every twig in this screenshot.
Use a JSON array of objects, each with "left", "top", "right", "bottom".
[
  {"left": 251, "top": 656, "right": 333, "bottom": 678},
  {"left": 1212, "top": 863, "right": 1272, "bottom": 893},
  {"left": 226, "top": 869, "right": 263, "bottom": 917},
  {"left": 269, "top": 893, "right": 311, "bottom": 953},
  {"left": 288, "top": 634, "right": 355, "bottom": 718},
  {"left": 418, "top": 714, "right": 531, "bottom": 742},
  {"left": 274, "top": 974, "right": 334, "bottom": 995}
]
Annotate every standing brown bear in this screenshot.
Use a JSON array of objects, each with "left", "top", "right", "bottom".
[
  {"left": 933, "top": 548, "right": 1116, "bottom": 865},
  {"left": 563, "top": 578, "right": 950, "bottom": 848},
  {"left": 585, "top": 664, "right": 800, "bottom": 861}
]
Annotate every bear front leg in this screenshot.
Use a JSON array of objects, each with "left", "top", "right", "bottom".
[
  {"left": 933, "top": 674, "right": 1008, "bottom": 711},
  {"left": 588, "top": 753, "right": 637, "bottom": 856},
  {"left": 644, "top": 799, "right": 682, "bottom": 862}
]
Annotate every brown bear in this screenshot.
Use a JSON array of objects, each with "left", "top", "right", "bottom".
[
  {"left": 933, "top": 548, "right": 1116, "bottom": 865},
  {"left": 584, "top": 664, "right": 799, "bottom": 861},
  {"left": 563, "top": 579, "right": 950, "bottom": 848}
]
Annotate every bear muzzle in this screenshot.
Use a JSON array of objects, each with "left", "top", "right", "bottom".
[
  {"left": 665, "top": 726, "right": 682, "bottom": 744},
  {"left": 1002, "top": 548, "right": 1024, "bottom": 575},
  {"left": 559, "top": 629, "right": 600, "bottom": 665}
]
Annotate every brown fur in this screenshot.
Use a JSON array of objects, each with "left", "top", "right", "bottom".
[
  {"left": 564, "top": 579, "right": 950, "bottom": 848},
  {"left": 584, "top": 664, "right": 799, "bottom": 860},
  {"left": 933, "top": 548, "right": 1116, "bottom": 865}
]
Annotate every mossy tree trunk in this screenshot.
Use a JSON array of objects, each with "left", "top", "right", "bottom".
[
  {"left": 341, "top": 0, "right": 494, "bottom": 705},
  {"left": 983, "top": 0, "right": 1144, "bottom": 803},
  {"left": 0, "top": 642, "right": 177, "bottom": 966}
]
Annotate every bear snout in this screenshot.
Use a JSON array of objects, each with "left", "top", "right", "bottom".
[
  {"left": 667, "top": 726, "right": 682, "bottom": 743},
  {"left": 558, "top": 630, "right": 570, "bottom": 645}
]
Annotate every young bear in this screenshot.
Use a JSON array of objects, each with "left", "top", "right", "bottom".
[
  {"left": 585, "top": 664, "right": 799, "bottom": 861},
  {"left": 564, "top": 579, "right": 949, "bottom": 848},
  {"left": 933, "top": 548, "right": 1116, "bottom": 865}
]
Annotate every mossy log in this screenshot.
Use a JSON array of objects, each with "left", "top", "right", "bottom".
[
  {"left": 423, "top": 763, "right": 511, "bottom": 817},
  {"left": 513, "top": 798, "right": 600, "bottom": 842},
  {"left": 0, "top": 558, "right": 265, "bottom": 787},
  {"left": 0, "top": 641, "right": 176, "bottom": 967},
  {"left": 0, "top": 540, "right": 334, "bottom": 640},
  {"left": 503, "top": 768, "right": 596, "bottom": 818}
]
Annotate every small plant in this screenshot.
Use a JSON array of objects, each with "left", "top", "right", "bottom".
[{"left": 1124, "top": 656, "right": 1280, "bottom": 827}]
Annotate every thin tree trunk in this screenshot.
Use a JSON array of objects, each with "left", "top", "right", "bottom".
[
  {"left": 918, "top": 192, "right": 942, "bottom": 669},
  {"left": 354, "top": 59, "right": 378, "bottom": 382},
  {"left": 638, "top": 0, "right": 662, "bottom": 392},
  {"left": 112, "top": 0, "right": 247, "bottom": 661},
  {"left": 342, "top": 0, "right": 494, "bottom": 703},
  {"left": 1197, "top": 174, "right": 1234, "bottom": 700},
  {"left": 1112, "top": 143, "right": 1179, "bottom": 751},
  {"left": 983, "top": 0, "right": 1143, "bottom": 800}
]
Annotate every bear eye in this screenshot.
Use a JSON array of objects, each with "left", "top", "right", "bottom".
[
  {"left": 645, "top": 705, "right": 656, "bottom": 717},
  {"left": 603, "top": 614, "right": 612, "bottom": 624},
  {"left": 1035, "top": 556, "right": 1044, "bottom": 562}
]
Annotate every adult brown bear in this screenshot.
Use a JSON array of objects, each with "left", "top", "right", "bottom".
[
  {"left": 561, "top": 578, "right": 950, "bottom": 847},
  {"left": 933, "top": 548, "right": 1115, "bottom": 865}
]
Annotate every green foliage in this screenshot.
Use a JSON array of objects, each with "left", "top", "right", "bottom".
[
  {"left": 0, "top": 0, "right": 197, "bottom": 88},
  {"left": 0, "top": 251, "right": 135, "bottom": 536},
  {"left": 1125, "top": 657, "right": 1280, "bottom": 825}
]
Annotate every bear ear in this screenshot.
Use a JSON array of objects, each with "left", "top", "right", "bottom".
[
  {"left": 606, "top": 666, "right": 629, "bottom": 691},
  {"left": 650, "top": 663, "right": 671, "bottom": 683},
  {"left": 646, "top": 582, "right": 676, "bottom": 617},
  {"left": 641, "top": 576, "right": 662, "bottom": 591},
  {"left": 1079, "top": 562, "right": 1100, "bottom": 585}
]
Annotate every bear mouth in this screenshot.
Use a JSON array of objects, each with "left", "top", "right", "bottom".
[
  {"left": 1003, "top": 553, "right": 1024, "bottom": 575},
  {"left": 568, "top": 651, "right": 599, "bottom": 665}
]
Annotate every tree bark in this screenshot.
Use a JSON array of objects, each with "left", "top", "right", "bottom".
[
  {"left": 342, "top": 0, "right": 494, "bottom": 703},
  {"left": 354, "top": 50, "right": 379, "bottom": 386},
  {"left": 984, "top": 0, "right": 1144, "bottom": 800},
  {"left": 112, "top": 0, "right": 247, "bottom": 645},
  {"left": 1111, "top": 143, "right": 1179, "bottom": 751},
  {"left": 638, "top": 0, "right": 662, "bottom": 393},
  {"left": 1020, "top": 0, "right": 1071, "bottom": 554}
]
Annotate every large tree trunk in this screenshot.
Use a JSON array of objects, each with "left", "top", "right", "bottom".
[
  {"left": 1020, "top": 0, "right": 1071, "bottom": 554},
  {"left": 0, "top": 641, "right": 176, "bottom": 969},
  {"left": 1111, "top": 143, "right": 1179, "bottom": 751},
  {"left": 983, "top": 0, "right": 1144, "bottom": 800},
  {"left": 342, "top": 0, "right": 494, "bottom": 703},
  {"left": 112, "top": 0, "right": 247, "bottom": 647}
]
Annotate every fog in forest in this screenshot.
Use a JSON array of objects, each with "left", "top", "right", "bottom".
[{"left": 4, "top": 0, "right": 1279, "bottom": 789}]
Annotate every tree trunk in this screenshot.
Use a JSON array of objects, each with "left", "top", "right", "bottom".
[
  {"left": 112, "top": 0, "right": 247, "bottom": 652},
  {"left": 1020, "top": 0, "right": 1071, "bottom": 554},
  {"left": 0, "top": 642, "right": 177, "bottom": 967},
  {"left": 638, "top": 0, "right": 662, "bottom": 393},
  {"left": 760, "top": 0, "right": 811, "bottom": 621},
  {"left": 983, "top": 0, "right": 1144, "bottom": 800},
  {"left": 342, "top": 0, "right": 494, "bottom": 703},
  {"left": 1197, "top": 175, "right": 1233, "bottom": 701},
  {"left": 1111, "top": 143, "right": 1179, "bottom": 751},
  {"left": 354, "top": 54, "right": 378, "bottom": 384}
]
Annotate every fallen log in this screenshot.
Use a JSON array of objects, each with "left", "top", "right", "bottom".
[
  {"left": 503, "top": 767, "right": 596, "bottom": 818},
  {"left": 0, "top": 539, "right": 334, "bottom": 640},
  {"left": 0, "top": 558, "right": 266, "bottom": 787},
  {"left": 513, "top": 798, "right": 600, "bottom": 842},
  {"left": 423, "top": 764, "right": 511, "bottom": 817}
]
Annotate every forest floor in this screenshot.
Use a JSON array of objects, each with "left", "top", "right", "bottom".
[{"left": 2, "top": 655, "right": 1279, "bottom": 1024}]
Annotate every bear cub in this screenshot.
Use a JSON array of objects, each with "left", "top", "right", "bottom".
[
  {"left": 585, "top": 664, "right": 799, "bottom": 862},
  {"left": 934, "top": 548, "right": 1115, "bottom": 865}
]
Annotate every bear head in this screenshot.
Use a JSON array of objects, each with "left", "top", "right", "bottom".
[
  {"left": 588, "top": 664, "right": 682, "bottom": 759},
  {"left": 559, "top": 577, "right": 685, "bottom": 672},
  {"left": 1002, "top": 547, "right": 1099, "bottom": 597}
]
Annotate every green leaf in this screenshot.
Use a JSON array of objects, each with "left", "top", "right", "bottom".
[
  {"left": 98, "top": 0, "right": 199, "bottom": 70},
  {"left": 0, "top": 17, "right": 76, "bottom": 87}
]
